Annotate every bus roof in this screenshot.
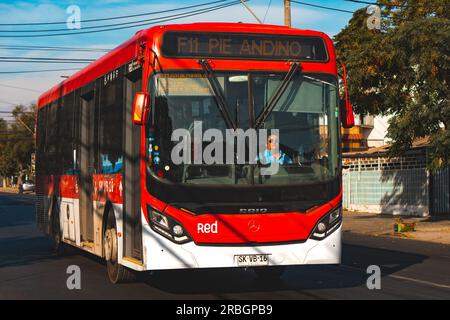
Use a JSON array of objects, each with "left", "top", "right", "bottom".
[{"left": 37, "top": 22, "right": 333, "bottom": 108}]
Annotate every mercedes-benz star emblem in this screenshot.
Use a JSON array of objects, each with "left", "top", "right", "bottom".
[{"left": 248, "top": 220, "right": 261, "bottom": 233}]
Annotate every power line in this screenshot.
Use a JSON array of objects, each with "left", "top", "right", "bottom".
[
  {"left": 0, "top": 1, "right": 240, "bottom": 33},
  {"left": 0, "top": 68, "right": 81, "bottom": 74},
  {"left": 0, "top": 2, "right": 248, "bottom": 73},
  {"left": 263, "top": 0, "right": 273, "bottom": 23},
  {"left": 0, "top": 60, "right": 90, "bottom": 64},
  {"left": 0, "top": 57, "right": 95, "bottom": 62},
  {"left": 0, "top": 0, "right": 231, "bottom": 26},
  {"left": 290, "top": 1, "right": 354, "bottom": 14},
  {"left": 0, "top": 83, "right": 42, "bottom": 93},
  {"left": 0, "top": 45, "right": 111, "bottom": 52},
  {"left": 0, "top": 1, "right": 243, "bottom": 38},
  {"left": 0, "top": 1, "right": 243, "bottom": 36},
  {"left": 0, "top": 100, "right": 20, "bottom": 105},
  {"left": 0, "top": 57, "right": 94, "bottom": 64}
]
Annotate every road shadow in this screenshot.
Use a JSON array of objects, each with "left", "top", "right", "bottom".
[
  {"left": 0, "top": 236, "right": 55, "bottom": 268},
  {"left": 0, "top": 206, "right": 36, "bottom": 228},
  {"left": 0, "top": 233, "right": 101, "bottom": 269},
  {"left": 139, "top": 242, "right": 428, "bottom": 295}
]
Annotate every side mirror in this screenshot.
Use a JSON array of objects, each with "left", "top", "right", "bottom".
[
  {"left": 133, "top": 92, "right": 150, "bottom": 125},
  {"left": 340, "top": 63, "right": 354, "bottom": 128},
  {"left": 340, "top": 99, "right": 355, "bottom": 128}
]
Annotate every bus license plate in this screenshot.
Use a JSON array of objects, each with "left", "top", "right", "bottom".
[{"left": 235, "top": 254, "right": 269, "bottom": 266}]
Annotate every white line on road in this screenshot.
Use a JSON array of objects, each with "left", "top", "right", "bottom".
[
  {"left": 388, "top": 275, "right": 450, "bottom": 290},
  {"left": 339, "top": 264, "right": 450, "bottom": 290}
]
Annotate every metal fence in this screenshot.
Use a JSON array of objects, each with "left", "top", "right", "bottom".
[
  {"left": 430, "top": 166, "right": 450, "bottom": 216},
  {"left": 343, "top": 168, "right": 429, "bottom": 216}
]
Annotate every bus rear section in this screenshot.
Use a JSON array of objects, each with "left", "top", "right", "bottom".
[{"left": 36, "top": 23, "right": 353, "bottom": 283}]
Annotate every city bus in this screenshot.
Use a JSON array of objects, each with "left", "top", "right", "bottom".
[{"left": 36, "top": 22, "right": 354, "bottom": 283}]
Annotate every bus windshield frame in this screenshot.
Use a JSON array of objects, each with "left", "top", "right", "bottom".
[{"left": 146, "top": 70, "right": 341, "bottom": 188}]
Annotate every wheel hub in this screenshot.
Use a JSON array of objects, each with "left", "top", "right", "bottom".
[{"left": 104, "top": 229, "right": 117, "bottom": 262}]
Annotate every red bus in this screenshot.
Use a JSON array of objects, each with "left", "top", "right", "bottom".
[{"left": 36, "top": 22, "right": 354, "bottom": 283}]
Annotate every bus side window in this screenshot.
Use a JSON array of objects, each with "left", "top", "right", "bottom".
[
  {"left": 46, "top": 100, "right": 60, "bottom": 175},
  {"left": 61, "top": 93, "right": 77, "bottom": 175},
  {"left": 98, "top": 70, "right": 124, "bottom": 174},
  {"left": 37, "top": 106, "right": 48, "bottom": 175},
  {"left": 73, "top": 93, "right": 81, "bottom": 174}
]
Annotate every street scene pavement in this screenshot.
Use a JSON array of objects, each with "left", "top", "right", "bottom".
[
  {"left": 1, "top": 192, "right": 449, "bottom": 300},
  {"left": 343, "top": 211, "right": 450, "bottom": 245}
]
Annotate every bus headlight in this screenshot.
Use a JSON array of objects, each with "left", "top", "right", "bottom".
[
  {"left": 148, "top": 206, "right": 192, "bottom": 244},
  {"left": 310, "top": 207, "right": 342, "bottom": 241},
  {"left": 172, "top": 225, "right": 184, "bottom": 236},
  {"left": 150, "top": 210, "right": 170, "bottom": 230}
]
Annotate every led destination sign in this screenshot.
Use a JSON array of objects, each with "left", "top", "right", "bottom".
[{"left": 161, "top": 31, "right": 328, "bottom": 61}]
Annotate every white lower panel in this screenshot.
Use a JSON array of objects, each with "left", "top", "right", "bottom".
[
  {"left": 141, "top": 218, "right": 341, "bottom": 271},
  {"left": 59, "top": 198, "right": 80, "bottom": 246}
]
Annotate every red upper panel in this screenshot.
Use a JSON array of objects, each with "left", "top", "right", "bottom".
[{"left": 38, "top": 22, "right": 337, "bottom": 108}]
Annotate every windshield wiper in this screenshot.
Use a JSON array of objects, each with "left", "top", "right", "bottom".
[
  {"left": 254, "top": 62, "right": 301, "bottom": 129},
  {"left": 198, "top": 59, "right": 236, "bottom": 130},
  {"left": 302, "top": 75, "right": 337, "bottom": 88}
]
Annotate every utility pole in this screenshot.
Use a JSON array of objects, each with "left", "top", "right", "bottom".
[{"left": 284, "top": 0, "right": 291, "bottom": 27}]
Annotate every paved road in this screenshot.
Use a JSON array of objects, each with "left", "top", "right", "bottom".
[{"left": 0, "top": 192, "right": 449, "bottom": 300}]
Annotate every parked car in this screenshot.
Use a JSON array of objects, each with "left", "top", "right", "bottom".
[{"left": 22, "top": 180, "right": 35, "bottom": 192}]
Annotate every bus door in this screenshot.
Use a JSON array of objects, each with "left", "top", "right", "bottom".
[
  {"left": 79, "top": 85, "right": 96, "bottom": 252},
  {"left": 123, "top": 63, "right": 143, "bottom": 261},
  {"left": 58, "top": 95, "right": 79, "bottom": 245}
]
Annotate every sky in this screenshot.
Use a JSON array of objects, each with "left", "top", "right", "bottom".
[{"left": 0, "top": 0, "right": 368, "bottom": 115}]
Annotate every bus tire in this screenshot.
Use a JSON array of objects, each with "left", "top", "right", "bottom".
[
  {"left": 51, "top": 200, "right": 66, "bottom": 256},
  {"left": 104, "top": 209, "right": 135, "bottom": 284},
  {"left": 253, "top": 266, "right": 286, "bottom": 280}
]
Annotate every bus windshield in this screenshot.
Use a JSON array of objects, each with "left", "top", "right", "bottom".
[{"left": 147, "top": 72, "right": 340, "bottom": 186}]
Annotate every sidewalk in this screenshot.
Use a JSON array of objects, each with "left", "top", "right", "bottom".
[
  {"left": 0, "top": 187, "right": 19, "bottom": 193},
  {"left": 343, "top": 211, "right": 450, "bottom": 245}
]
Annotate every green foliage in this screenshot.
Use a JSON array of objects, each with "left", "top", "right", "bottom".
[
  {"left": 334, "top": 0, "right": 450, "bottom": 169},
  {"left": 0, "top": 151, "right": 18, "bottom": 178},
  {"left": 0, "top": 105, "right": 36, "bottom": 178}
]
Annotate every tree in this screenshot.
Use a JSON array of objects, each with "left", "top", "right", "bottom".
[
  {"left": 334, "top": 0, "right": 450, "bottom": 169},
  {"left": 0, "top": 150, "right": 18, "bottom": 179},
  {"left": 10, "top": 105, "right": 36, "bottom": 172},
  {"left": 0, "top": 105, "right": 36, "bottom": 185},
  {"left": 0, "top": 118, "right": 17, "bottom": 180}
]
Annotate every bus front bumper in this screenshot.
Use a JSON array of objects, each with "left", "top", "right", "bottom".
[{"left": 140, "top": 221, "right": 342, "bottom": 271}]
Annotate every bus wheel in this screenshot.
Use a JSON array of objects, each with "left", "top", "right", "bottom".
[
  {"left": 253, "top": 266, "right": 286, "bottom": 280},
  {"left": 104, "top": 211, "right": 135, "bottom": 284},
  {"left": 52, "top": 203, "right": 66, "bottom": 256}
]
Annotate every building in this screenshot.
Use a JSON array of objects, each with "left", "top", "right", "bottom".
[
  {"left": 342, "top": 137, "right": 449, "bottom": 217},
  {"left": 341, "top": 114, "right": 390, "bottom": 152},
  {"left": 342, "top": 138, "right": 430, "bottom": 216}
]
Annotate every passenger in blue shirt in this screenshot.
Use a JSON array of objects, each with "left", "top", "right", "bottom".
[{"left": 257, "top": 134, "right": 293, "bottom": 165}]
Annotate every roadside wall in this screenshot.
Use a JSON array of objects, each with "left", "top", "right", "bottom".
[{"left": 343, "top": 150, "right": 429, "bottom": 217}]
